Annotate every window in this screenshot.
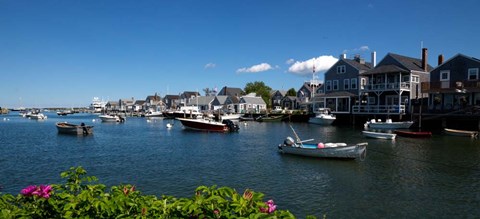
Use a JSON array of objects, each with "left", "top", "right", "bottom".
[
  {"left": 411, "top": 75, "right": 420, "bottom": 83},
  {"left": 333, "top": 80, "right": 339, "bottom": 90},
  {"left": 326, "top": 81, "right": 331, "bottom": 91},
  {"left": 440, "top": 70, "right": 450, "bottom": 81},
  {"left": 468, "top": 68, "right": 479, "bottom": 80},
  {"left": 337, "top": 65, "right": 346, "bottom": 74},
  {"left": 351, "top": 78, "right": 358, "bottom": 89},
  {"left": 344, "top": 79, "right": 350, "bottom": 90}
]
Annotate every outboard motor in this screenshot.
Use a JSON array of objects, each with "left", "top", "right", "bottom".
[
  {"left": 284, "top": 136, "right": 295, "bottom": 146},
  {"left": 222, "top": 119, "right": 239, "bottom": 132}
]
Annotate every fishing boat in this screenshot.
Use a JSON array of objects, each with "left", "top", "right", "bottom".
[
  {"left": 362, "top": 130, "right": 396, "bottom": 140},
  {"left": 364, "top": 119, "right": 414, "bottom": 129},
  {"left": 177, "top": 118, "right": 239, "bottom": 132},
  {"left": 308, "top": 108, "right": 336, "bottom": 125},
  {"left": 278, "top": 136, "right": 367, "bottom": 160},
  {"left": 443, "top": 128, "right": 479, "bottom": 138},
  {"left": 278, "top": 125, "right": 367, "bottom": 160},
  {"left": 29, "top": 113, "right": 47, "bottom": 120},
  {"left": 256, "top": 115, "right": 284, "bottom": 122},
  {"left": 99, "top": 114, "right": 125, "bottom": 122},
  {"left": 56, "top": 122, "right": 93, "bottom": 135},
  {"left": 394, "top": 130, "right": 432, "bottom": 138}
]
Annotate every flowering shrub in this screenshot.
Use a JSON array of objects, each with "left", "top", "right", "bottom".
[{"left": 0, "top": 166, "right": 312, "bottom": 218}]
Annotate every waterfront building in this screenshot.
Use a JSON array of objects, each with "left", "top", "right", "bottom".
[
  {"left": 422, "top": 54, "right": 480, "bottom": 113},
  {"left": 238, "top": 93, "right": 267, "bottom": 113},
  {"left": 145, "top": 93, "right": 163, "bottom": 112},
  {"left": 270, "top": 90, "right": 287, "bottom": 110},
  {"left": 353, "top": 48, "right": 433, "bottom": 116},
  {"left": 163, "top": 95, "right": 180, "bottom": 110},
  {"left": 187, "top": 96, "right": 215, "bottom": 111},
  {"left": 212, "top": 95, "right": 236, "bottom": 112}
]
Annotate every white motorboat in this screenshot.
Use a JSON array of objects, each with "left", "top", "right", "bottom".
[
  {"left": 309, "top": 108, "right": 335, "bottom": 125},
  {"left": 99, "top": 114, "right": 125, "bottom": 122},
  {"left": 364, "top": 119, "right": 413, "bottom": 129},
  {"left": 29, "top": 113, "right": 47, "bottom": 120}
]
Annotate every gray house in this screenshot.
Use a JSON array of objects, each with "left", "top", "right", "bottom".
[
  {"left": 318, "top": 53, "right": 373, "bottom": 114},
  {"left": 238, "top": 93, "right": 267, "bottom": 113},
  {"left": 270, "top": 90, "right": 287, "bottom": 110},
  {"left": 423, "top": 53, "right": 480, "bottom": 112},
  {"left": 212, "top": 95, "right": 236, "bottom": 112},
  {"left": 354, "top": 48, "right": 433, "bottom": 115}
]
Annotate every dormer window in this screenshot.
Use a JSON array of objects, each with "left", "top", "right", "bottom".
[
  {"left": 468, "top": 68, "right": 479, "bottom": 80},
  {"left": 337, "top": 65, "right": 346, "bottom": 74}
]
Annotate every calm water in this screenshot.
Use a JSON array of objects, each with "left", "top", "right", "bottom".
[{"left": 0, "top": 112, "right": 479, "bottom": 218}]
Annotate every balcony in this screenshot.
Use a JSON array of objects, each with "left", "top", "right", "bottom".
[
  {"left": 352, "top": 104, "right": 407, "bottom": 115},
  {"left": 361, "top": 82, "right": 411, "bottom": 92},
  {"left": 422, "top": 80, "right": 480, "bottom": 93}
]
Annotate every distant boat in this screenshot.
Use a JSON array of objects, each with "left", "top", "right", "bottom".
[
  {"left": 144, "top": 111, "right": 164, "bottom": 118},
  {"left": 162, "top": 106, "right": 203, "bottom": 119},
  {"left": 444, "top": 128, "right": 479, "bottom": 138},
  {"left": 57, "top": 110, "right": 73, "bottom": 116},
  {"left": 362, "top": 130, "right": 396, "bottom": 140},
  {"left": 29, "top": 113, "right": 47, "bottom": 120},
  {"left": 309, "top": 108, "right": 336, "bottom": 125},
  {"left": 177, "top": 118, "right": 239, "bottom": 132},
  {"left": 219, "top": 113, "right": 242, "bottom": 121},
  {"left": 99, "top": 114, "right": 125, "bottom": 123},
  {"left": 56, "top": 122, "right": 93, "bottom": 135},
  {"left": 394, "top": 130, "right": 432, "bottom": 138},
  {"left": 256, "top": 115, "right": 284, "bottom": 122},
  {"left": 364, "top": 119, "right": 414, "bottom": 129}
]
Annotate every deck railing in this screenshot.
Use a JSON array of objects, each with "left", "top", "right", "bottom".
[
  {"left": 352, "top": 105, "right": 407, "bottom": 114},
  {"left": 361, "top": 82, "right": 411, "bottom": 91}
]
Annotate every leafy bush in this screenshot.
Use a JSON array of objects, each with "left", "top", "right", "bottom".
[{"left": 0, "top": 166, "right": 304, "bottom": 218}]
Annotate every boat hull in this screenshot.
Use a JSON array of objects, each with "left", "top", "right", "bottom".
[
  {"left": 367, "top": 121, "right": 414, "bottom": 129},
  {"left": 308, "top": 117, "right": 335, "bottom": 125},
  {"left": 257, "top": 115, "right": 284, "bottom": 122},
  {"left": 362, "top": 131, "right": 396, "bottom": 139},
  {"left": 56, "top": 122, "right": 93, "bottom": 135},
  {"left": 394, "top": 130, "right": 432, "bottom": 138},
  {"left": 444, "top": 128, "right": 479, "bottom": 138},
  {"left": 278, "top": 142, "right": 367, "bottom": 160},
  {"left": 177, "top": 118, "right": 229, "bottom": 132}
]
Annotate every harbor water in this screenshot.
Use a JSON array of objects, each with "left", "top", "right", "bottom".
[{"left": 0, "top": 112, "right": 479, "bottom": 218}]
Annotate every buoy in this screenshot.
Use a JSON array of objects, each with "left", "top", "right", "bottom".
[
  {"left": 166, "top": 123, "right": 172, "bottom": 128},
  {"left": 317, "top": 143, "right": 324, "bottom": 148}
]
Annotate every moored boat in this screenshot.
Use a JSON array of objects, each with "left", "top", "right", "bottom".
[
  {"left": 278, "top": 136, "right": 367, "bottom": 160},
  {"left": 256, "top": 115, "right": 284, "bottom": 122},
  {"left": 444, "top": 128, "right": 479, "bottom": 138},
  {"left": 56, "top": 122, "right": 93, "bottom": 135},
  {"left": 362, "top": 130, "right": 396, "bottom": 140},
  {"left": 308, "top": 108, "right": 336, "bottom": 125},
  {"left": 364, "top": 119, "right": 414, "bottom": 129},
  {"left": 29, "top": 113, "right": 47, "bottom": 120},
  {"left": 99, "top": 114, "right": 125, "bottom": 123},
  {"left": 177, "top": 118, "right": 239, "bottom": 132},
  {"left": 394, "top": 130, "right": 432, "bottom": 138}
]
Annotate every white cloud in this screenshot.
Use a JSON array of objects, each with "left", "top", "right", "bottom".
[
  {"left": 342, "top": 45, "right": 370, "bottom": 56},
  {"left": 288, "top": 55, "right": 338, "bottom": 75},
  {"left": 285, "top": 58, "right": 295, "bottom": 65},
  {"left": 204, "top": 63, "right": 216, "bottom": 69},
  {"left": 236, "top": 63, "right": 273, "bottom": 73}
]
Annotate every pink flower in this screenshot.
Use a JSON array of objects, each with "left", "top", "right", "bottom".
[
  {"left": 21, "top": 185, "right": 37, "bottom": 196},
  {"left": 21, "top": 185, "right": 52, "bottom": 199},
  {"left": 260, "top": 199, "right": 277, "bottom": 214}
]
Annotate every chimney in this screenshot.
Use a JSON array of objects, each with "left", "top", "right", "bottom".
[
  {"left": 340, "top": 54, "right": 346, "bottom": 59},
  {"left": 371, "top": 51, "right": 376, "bottom": 68},
  {"left": 422, "top": 48, "right": 428, "bottom": 72},
  {"left": 438, "top": 54, "right": 444, "bottom": 65}
]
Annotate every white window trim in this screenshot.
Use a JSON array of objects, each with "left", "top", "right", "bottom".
[
  {"left": 440, "top": 70, "right": 450, "bottom": 81},
  {"left": 411, "top": 75, "right": 420, "bottom": 83},
  {"left": 337, "top": 65, "right": 346, "bottom": 74},
  {"left": 333, "top": 80, "right": 339, "bottom": 90},
  {"left": 344, "top": 79, "right": 350, "bottom": 90},
  {"left": 468, "top": 68, "right": 479, "bottom": 80},
  {"left": 351, "top": 78, "right": 358, "bottom": 89},
  {"left": 326, "top": 80, "right": 332, "bottom": 91}
]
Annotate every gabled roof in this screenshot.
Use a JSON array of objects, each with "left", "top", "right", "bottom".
[
  {"left": 134, "top": 100, "right": 146, "bottom": 105},
  {"left": 389, "top": 53, "right": 433, "bottom": 72},
  {"left": 214, "top": 95, "right": 229, "bottom": 104},
  {"left": 365, "top": 65, "right": 410, "bottom": 74},
  {"left": 270, "top": 90, "right": 287, "bottom": 96},
  {"left": 182, "top": 91, "right": 200, "bottom": 97},
  {"left": 188, "top": 96, "right": 215, "bottom": 106},
  {"left": 219, "top": 86, "right": 244, "bottom": 96},
  {"left": 365, "top": 53, "right": 433, "bottom": 75},
  {"left": 434, "top": 53, "right": 480, "bottom": 70},
  {"left": 146, "top": 94, "right": 161, "bottom": 101},
  {"left": 342, "top": 59, "right": 373, "bottom": 71},
  {"left": 240, "top": 96, "right": 266, "bottom": 105},
  {"left": 164, "top": 95, "right": 179, "bottom": 99}
]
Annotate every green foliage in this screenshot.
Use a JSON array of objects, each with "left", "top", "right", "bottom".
[
  {"left": 0, "top": 166, "right": 310, "bottom": 218},
  {"left": 286, "top": 88, "right": 297, "bottom": 97},
  {"left": 244, "top": 81, "right": 273, "bottom": 108}
]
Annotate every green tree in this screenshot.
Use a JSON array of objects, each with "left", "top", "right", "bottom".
[
  {"left": 244, "top": 81, "right": 272, "bottom": 108},
  {"left": 286, "top": 88, "right": 297, "bottom": 96}
]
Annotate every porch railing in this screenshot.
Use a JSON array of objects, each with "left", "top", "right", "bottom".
[
  {"left": 352, "top": 105, "right": 407, "bottom": 114},
  {"left": 361, "top": 82, "right": 411, "bottom": 91}
]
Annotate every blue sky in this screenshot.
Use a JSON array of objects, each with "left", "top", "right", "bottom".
[{"left": 1, "top": 0, "right": 479, "bottom": 108}]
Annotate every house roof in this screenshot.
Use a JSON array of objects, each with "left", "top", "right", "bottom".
[
  {"left": 343, "top": 59, "right": 373, "bottom": 71},
  {"left": 322, "top": 91, "right": 356, "bottom": 98},
  {"left": 164, "top": 95, "right": 179, "bottom": 99},
  {"left": 365, "top": 65, "right": 410, "bottom": 74},
  {"left": 270, "top": 90, "right": 287, "bottom": 96},
  {"left": 187, "top": 96, "right": 215, "bottom": 106},
  {"left": 219, "top": 86, "right": 244, "bottom": 96},
  {"left": 365, "top": 53, "right": 433, "bottom": 75},
  {"left": 240, "top": 96, "right": 266, "bottom": 105},
  {"left": 433, "top": 53, "right": 480, "bottom": 70},
  {"left": 134, "top": 100, "right": 146, "bottom": 105},
  {"left": 146, "top": 94, "right": 161, "bottom": 101},
  {"left": 214, "top": 95, "right": 229, "bottom": 104}
]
